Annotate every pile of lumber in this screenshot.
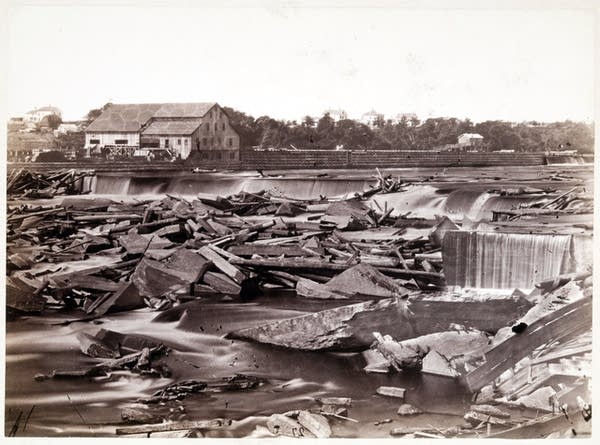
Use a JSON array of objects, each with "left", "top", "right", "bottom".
[
  {"left": 7, "top": 168, "right": 95, "bottom": 198},
  {"left": 6, "top": 172, "right": 447, "bottom": 316},
  {"left": 493, "top": 186, "right": 593, "bottom": 221}
]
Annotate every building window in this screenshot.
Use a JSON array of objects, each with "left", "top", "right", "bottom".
[
  {"left": 222, "top": 123, "right": 225, "bottom": 131},
  {"left": 89, "top": 139, "right": 100, "bottom": 144},
  {"left": 177, "top": 139, "right": 181, "bottom": 145},
  {"left": 230, "top": 152, "right": 236, "bottom": 160},
  {"left": 184, "top": 139, "right": 188, "bottom": 146},
  {"left": 115, "top": 139, "right": 128, "bottom": 145},
  {"left": 202, "top": 138, "right": 207, "bottom": 146},
  {"left": 205, "top": 123, "right": 210, "bottom": 133},
  {"left": 165, "top": 139, "right": 169, "bottom": 148},
  {"left": 214, "top": 122, "right": 218, "bottom": 131},
  {"left": 216, "top": 152, "right": 222, "bottom": 160},
  {"left": 228, "top": 138, "right": 233, "bottom": 147},
  {"left": 210, "top": 137, "right": 214, "bottom": 146}
]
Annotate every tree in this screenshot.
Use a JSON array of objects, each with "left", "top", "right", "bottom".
[
  {"left": 86, "top": 102, "right": 113, "bottom": 122},
  {"left": 302, "top": 116, "right": 315, "bottom": 128},
  {"left": 41, "top": 114, "right": 62, "bottom": 130}
]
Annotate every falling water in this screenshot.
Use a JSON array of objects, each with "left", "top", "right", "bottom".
[{"left": 443, "top": 231, "right": 573, "bottom": 289}]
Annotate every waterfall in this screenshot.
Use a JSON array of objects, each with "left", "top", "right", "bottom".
[{"left": 443, "top": 231, "right": 573, "bottom": 289}]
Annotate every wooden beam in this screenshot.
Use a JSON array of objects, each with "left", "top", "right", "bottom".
[{"left": 462, "top": 297, "right": 592, "bottom": 392}]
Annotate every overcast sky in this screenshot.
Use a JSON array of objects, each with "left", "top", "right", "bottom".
[{"left": 3, "top": 0, "right": 596, "bottom": 122}]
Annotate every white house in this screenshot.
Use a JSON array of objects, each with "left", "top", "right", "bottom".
[
  {"left": 388, "top": 113, "right": 419, "bottom": 126},
  {"left": 360, "top": 110, "right": 384, "bottom": 127},
  {"left": 457, "top": 133, "right": 484, "bottom": 146},
  {"left": 23, "top": 106, "right": 62, "bottom": 124},
  {"left": 55, "top": 122, "right": 81, "bottom": 135},
  {"left": 324, "top": 109, "right": 348, "bottom": 122}
]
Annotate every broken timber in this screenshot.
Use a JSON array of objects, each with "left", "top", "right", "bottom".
[
  {"left": 462, "top": 296, "right": 592, "bottom": 392},
  {"left": 229, "top": 257, "right": 444, "bottom": 285}
]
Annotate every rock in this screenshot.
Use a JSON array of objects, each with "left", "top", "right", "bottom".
[
  {"left": 464, "top": 410, "right": 511, "bottom": 426},
  {"left": 131, "top": 258, "right": 197, "bottom": 298},
  {"left": 121, "top": 407, "right": 163, "bottom": 424},
  {"left": 397, "top": 404, "right": 422, "bottom": 416},
  {"left": 202, "top": 272, "right": 241, "bottom": 296},
  {"left": 275, "top": 202, "right": 302, "bottom": 217},
  {"left": 473, "top": 385, "right": 496, "bottom": 404},
  {"left": 325, "top": 263, "right": 409, "bottom": 298},
  {"left": 421, "top": 350, "right": 459, "bottom": 377},
  {"left": 166, "top": 249, "right": 211, "bottom": 283},
  {"left": 376, "top": 386, "right": 406, "bottom": 399},
  {"left": 297, "top": 411, "right": 331, "bottom": 438},
  {"left": 296, "top": 277, "right": 347, "bottom": 300},
  {"left": 515, "top": 386, "right": 557, "bottom": 412},
  {"left": 429, "top": 216, "right": 459, "bottom": 247},
  {"left": 118, "top": 232, "right": 151, "bottom": 255},
  {"left": 266, "top": 414, "right": 313, "bottom": 438},
  {"left": 86, "top": 281, "right": 145, "bottom": 317},
  {"left": 316, "top": 397, "right": 352, "bottom": 407},
  {"left": 373, "top": 332, "right": 422, "bottom": 371},
  {"left": 362, "top": 349, "right": 391, "bottom": 374},
  {"left": 6, "top": 276, "right": 46, "bottom": 313},
  {"left": 76, "top": 332, "right": 120, "bottom": 358},
  {"left": 470, "top": 404, "right": 511, "bottom": 419},
  {"left": 228, "top": 297, "right": 416, "bottom": 351},
  {"left": 319, "top": 404, "right": 348, "bottom": 417}
]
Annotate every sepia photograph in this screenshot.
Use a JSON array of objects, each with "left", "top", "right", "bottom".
[{"left": 2, "top": 0, "right": 596, "bottom": 439}]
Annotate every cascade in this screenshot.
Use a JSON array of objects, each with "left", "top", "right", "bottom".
[{"left": 443, "top": 231, "right": 573, "bottom": 289}]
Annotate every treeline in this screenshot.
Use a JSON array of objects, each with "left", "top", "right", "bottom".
[{"left": 223, "top": 107, "right": 594, "bottom": 153}]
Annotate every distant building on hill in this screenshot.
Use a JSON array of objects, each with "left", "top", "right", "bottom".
[
  {"left": 24, "top": 106, "right": 62, "bottom": 124},
  {"left": 85, "top": 102, "right": 240, "bottom": 162},
  {"left": 55, "top": 122, "right": 82, "bottom": 135},
  {"left": 360, "top": 109, "right": 384, "bottom": 127},
  {"left": 324, "top": 109, "right": 348, "bottom": 122},
  {"left": 388, "top": 113, "right": 419, "bottom": 126},
  {"left": 457, "top": 133, "right": 484, "bottom": 147}
]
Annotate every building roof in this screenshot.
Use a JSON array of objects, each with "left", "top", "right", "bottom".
[
  {"left": 86, "top": 102, "right": 217, "bottom": 132},
  {"left": 459, "top": 133, "right": 484, "bottom": 139},
  {"left": 152, "top": 102, "right": 216, "bottom": 118},
  {"left": 27, "top": 106, "right": 62, "bottom": 115},
  {"left": 86, "top": 104, "right": 164, "bottom": 132},
  {"left": 141, "top": 119, "right": 203, "bottom": 136}
]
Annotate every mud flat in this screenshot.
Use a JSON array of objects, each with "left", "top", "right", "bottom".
[{"left": 5, "top": 165, "right": 593, "bottom": 438}]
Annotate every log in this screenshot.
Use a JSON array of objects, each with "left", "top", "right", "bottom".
[
  {"left": 116, "top": 419, "right": 231, "bottom": 435},
  {"left": 227, "top": 244, "right": 310, "bottom": 257},
  {"left": 61, "top": 275, "right": 122, "bottom": 292},
  {"left": 72, "top": 213, "right": 143, "bottom": 222},
  {"left": 229, "top": 257, "right": 444, "bottom": 284}
]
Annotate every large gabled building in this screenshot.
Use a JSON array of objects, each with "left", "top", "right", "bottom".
[{"left": 85, "top": 102, "right": 240, "bottom": 161}]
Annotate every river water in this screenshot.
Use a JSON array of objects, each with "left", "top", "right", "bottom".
[
  {"left": 5, "top": 164, "right": 594, "bottom": 437},
  {"left": 6, "top": 295, "right": 471, "bottom": 437}
]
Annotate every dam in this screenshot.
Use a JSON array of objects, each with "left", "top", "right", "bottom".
[{"left": 5, "top": 163, "right": 593, "bottom": 438}]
